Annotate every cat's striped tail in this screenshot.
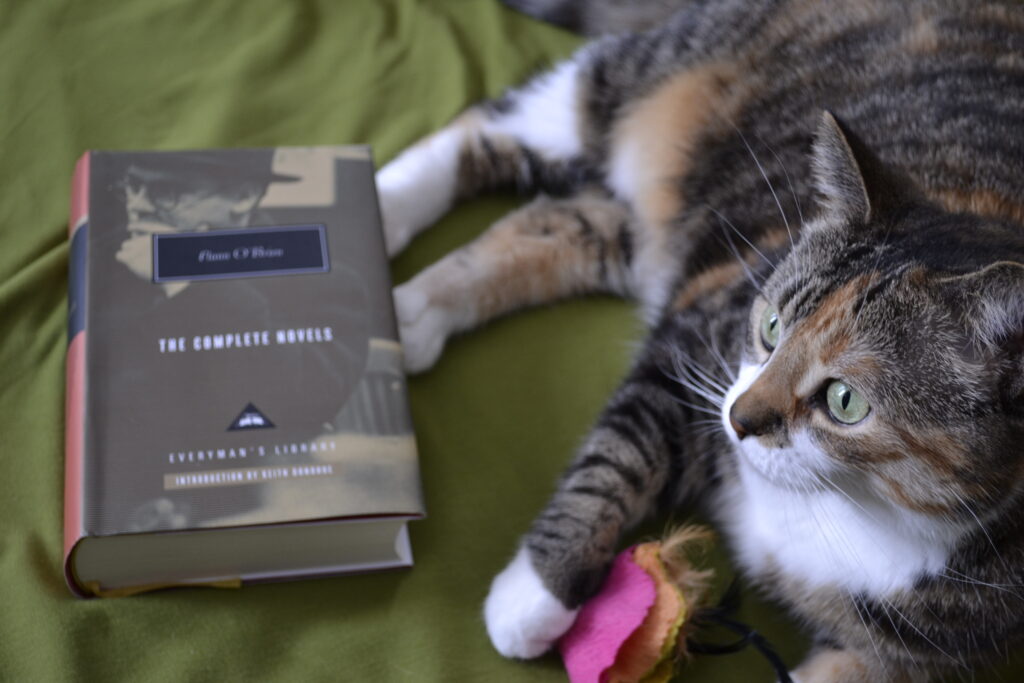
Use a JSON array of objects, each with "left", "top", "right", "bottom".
[{"left": 501, "top": 0, "right": 687, "bottom": 35}]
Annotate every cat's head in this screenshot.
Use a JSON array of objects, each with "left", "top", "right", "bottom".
[{"left": 723, "top": 112, "right": 1024, "bottom": 522}]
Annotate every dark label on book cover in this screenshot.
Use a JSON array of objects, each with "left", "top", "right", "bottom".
[{"left": 153, "top": 224, "right": 328, "bottom": 282}]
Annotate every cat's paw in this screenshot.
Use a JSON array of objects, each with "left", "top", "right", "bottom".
[
  {"left": 484, "top": 547, "right": 579, "bottom": 659},
  {"left": 394, "top": 281, "right": 450, "bottom": 373}
]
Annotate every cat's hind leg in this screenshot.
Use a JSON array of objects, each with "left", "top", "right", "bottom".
[
  {"left": 377, "top": 59, "right": 588, "bottom": 257},
  {"left": 395, "top": 189, "right": 637, "bottom": 373}
]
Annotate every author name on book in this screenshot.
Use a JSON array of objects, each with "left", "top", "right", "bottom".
[
  {"left": 197, "top": 245, "right": 285, "bottom": 263},
  {"left": 158, "top": 326, "right": 334, "bottom": 353}
]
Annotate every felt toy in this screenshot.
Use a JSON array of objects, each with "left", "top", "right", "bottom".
[
  {"left": 559, "top": 526, "right": 713, "bottom": 683},
  {"left": 559, "top": 526, "right": 793, "bottom": 683}
]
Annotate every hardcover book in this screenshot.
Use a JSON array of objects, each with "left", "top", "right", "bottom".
[{"left": 64, "top": 146, "right": 424, "bottom": 597}]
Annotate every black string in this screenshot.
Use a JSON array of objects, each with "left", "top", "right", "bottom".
[{"left": 684, "top": 579, "right": 794, "bottom": 683}]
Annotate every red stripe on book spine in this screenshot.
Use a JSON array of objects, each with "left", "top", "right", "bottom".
[
  {"left": 65, "top": 153, "right": 90, "bottom": 597},
  {"left": 69, "top": 152, "right": 90, "bottom": 237}
]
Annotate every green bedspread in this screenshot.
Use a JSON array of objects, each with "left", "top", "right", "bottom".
[{"left": 2, "top": 1, "right": 1020, "bottom": 680}]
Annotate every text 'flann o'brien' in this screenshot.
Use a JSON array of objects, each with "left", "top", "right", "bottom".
[
  {"left": 158, "top": 326, "right": 335, "bottom": 353},
  {"left": 197, "top": 245, "right": 285, "bottom": 263}
]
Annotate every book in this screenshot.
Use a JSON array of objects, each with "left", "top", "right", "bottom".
[{"left": 64, "top": 146, "right": 424, "bottom": 597}]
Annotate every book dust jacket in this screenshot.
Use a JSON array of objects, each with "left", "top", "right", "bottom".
[{"left": 65, "top": 147, "right": 424, "bottom": 596}]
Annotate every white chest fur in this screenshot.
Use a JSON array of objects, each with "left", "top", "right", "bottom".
[{"left": 716, "top": 460, "right": 957, "bottom": 597}]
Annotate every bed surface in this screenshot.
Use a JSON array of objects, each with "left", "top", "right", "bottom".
[{"left": 2, "top": 1, "right": 1020, "bottom": 680}]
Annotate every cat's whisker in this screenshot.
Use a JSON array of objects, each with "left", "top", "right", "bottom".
[
  {"left": 811, "top": 472, "right": 984, "bottom": 670},
  {"left": 800, "top": 473, "right": 937, "bottom": 675},
  {"left": 795, "top": 487, "right": 899, "bottom": 677},
  {"left": 947, "top": 488, "right": 1011, "bottom": 576},
  {"left": 692, "top": 329, "right": 737, "bottom": 382},
  {"left": 815, "top": 470, "right": 998, "bottom": 669},
  {"left": 730, "top": 121, "right": 793, "bottom": 248},
  {"left": 669, "top": 375, "right": 725, "bottom": 408},
  {"left": 712, "top": 219, "right": 770, "bottom": 301},
  {"left": 692, "top": 363, "right": 731, "bottom": 396},
  {"left": 687, "top": 419, "right": 726, "bottom": 433},
  {"left": 709, "top": 207, "right": 777, "bottom": 272},
  {"left": 663, "top": 346, "right": 730, "bottom": 407},
  {"left": 939, "top": 567, "right": 1022, "bottom": 593},
  {"left": 662, "top": 393, "right": 723, "bottom": 418},
  {"left": 849, "top": 594, "right": 891, "bottom": 677},
  {"left": 812, "top": 471, "right": 878, "bottom": 523},
  {"left": 878, "top": 600, "right": 929, "bottom": 672},
  {"left": 884, "top": 597, "right": 966, "bottom": 669},
  {"left": 675, "top": 355, "right": 731, "bottom": 396},
  {"left": 942, "top": 493, "right": 1022, "bottom": 625},
  {"left": 684, "top": 417, "right": 724, "bottom": 432},
  {"left": 819, "top": 474, "right": 1010, "bottom": 588},
  {"left": 800, "top": 490, "right": 893, "bottom": 676},
  {"left": 687, "top": 428, "right": 726, "bottom": 444},
  {"left": 687, "top": 412, "right": 726, "bottom": 426},
  {"left": 757, "top": 131, "right": 805, "bottom": 230}
]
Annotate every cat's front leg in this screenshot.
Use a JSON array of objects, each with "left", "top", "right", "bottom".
[
  {"left": 395, "top": 192, "right": 636, "bottom": 372},
  {"left": 376, "top": 58, "right": 586, "bottom": 257},
  {"left": 485, "top": 356, "right": 692, "bottom": 657},
  {"left": 483, "top": 423, "right": 638, "bottom": 660}
]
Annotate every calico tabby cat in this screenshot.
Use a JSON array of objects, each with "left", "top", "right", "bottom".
[{"left": 376, "top": 0, "right": 1024, "bottom": 680}]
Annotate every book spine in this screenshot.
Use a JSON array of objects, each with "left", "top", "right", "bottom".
[{"left": 64, "top": 152, "right": 90, "bottom": 597}]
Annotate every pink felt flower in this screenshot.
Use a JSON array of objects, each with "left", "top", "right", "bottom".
[
  {"left": 559, "top": 547, "right": 657, "bottom": 683},
  {"left": 559, "top": 543, "right": 689, "bottom": 683}
]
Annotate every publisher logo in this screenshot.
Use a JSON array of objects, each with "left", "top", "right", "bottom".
[{"left": 228, "top": 403, "right": 276, "bottom": 431}]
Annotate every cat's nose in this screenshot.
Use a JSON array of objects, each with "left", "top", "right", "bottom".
[
  {"left": 729, "top": 400, "right": 782, "bottom": 440},
  {"left": 729, "top": 406, "right": 750, "bottom": 439}
]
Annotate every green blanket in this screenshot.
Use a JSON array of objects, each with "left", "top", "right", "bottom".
[{"left": 2, "top": 1, "right": 1020, "bottom": 680}]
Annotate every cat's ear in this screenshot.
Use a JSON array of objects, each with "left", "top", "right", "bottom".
[
  {"left": 944, "top": 261, "right": 1024, "bottom": 395},
  {"left": 951, "top": 262, "right": 1024, "bottom": 347},
  {"left": 810, "top": 111, "right": 921, "bottom": 225}
]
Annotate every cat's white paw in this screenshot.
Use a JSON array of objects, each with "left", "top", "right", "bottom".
[
  {"left": 484, "top": 547, "right": 579, "bottom": 659},
  {"left": 394, "top": 282, "right": 450, "bottom": 373}
]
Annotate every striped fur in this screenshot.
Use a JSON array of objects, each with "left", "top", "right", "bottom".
[{"left": 381, "top": 1, "right": 1024, "bottom": 679}]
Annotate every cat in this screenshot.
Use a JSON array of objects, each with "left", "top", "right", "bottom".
[{"left": 375, "top": 0, "right": 1024, "bottom": 680}]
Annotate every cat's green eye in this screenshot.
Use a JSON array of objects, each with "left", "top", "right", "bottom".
[
  {"left": 826, "top": 380, "right": 870, "bottom": 425},
  {"left": 760, "top": 305, "right": 780, "bottom": 351}
]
